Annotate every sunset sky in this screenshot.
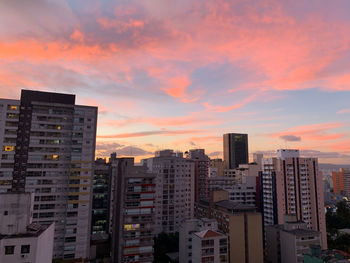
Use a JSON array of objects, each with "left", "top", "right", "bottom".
[{"left": 0, "top": 0, "right": 350, "bottom": 163}]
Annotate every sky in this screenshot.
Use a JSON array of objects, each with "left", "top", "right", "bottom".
[{"left": 0, "top": 0, "right": 350, "bottom": 164}]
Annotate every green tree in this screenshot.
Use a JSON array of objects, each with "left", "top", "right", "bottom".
[{"left": 153, "top": 232, "right": 179, "bottom": 263}]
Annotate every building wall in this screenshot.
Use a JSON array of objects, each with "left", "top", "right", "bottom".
[
  {"left": 332, "top": 169, "right": 344, "bottom": 195},
  {"left": 0, "top": 193, "right": 33, "bottom": 234},
  {"left": 265, "top": 226, "right": 280, "bottom": 263},
  {"left": 0, "top": 91, "right": 98, "bottom": 260},
  {"left": 229, "top": 215, "right": 245, "bottom": 263},
  {"left": 262, "top": 153, "right": 327, "bottom": 249},
  {"left": 111, "top": 158, "right": 155, "bottom": 263},
  {"left": 179, "top": 218, "right": 219, "bottom": 263},
  {"left": 223, "top": 133, "right": 248, "bottom": 169},
  {"left": 150, "top": 150, "right": 195, "bottom": 234},
  {"left": 0, "top": 223, "right": 54, "bottom": 263},
  {"left": 246, "top": 213, "right": 264, "bottom": 263},
  {"left": 36, "top": 223, "right": 55, "bottom": 263}
]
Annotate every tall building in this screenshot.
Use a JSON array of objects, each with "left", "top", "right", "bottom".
[
  {"left": 332, "top": 168, "right": 350, "bottom": 198},
  {"left": 90, "top": 157, "right": 113, "bottom": 261},
  {"left": 144, "top": 150, "right": 195, "bottom": 234},
  {"left": 223, "top": 133, "right": 248, "bottom": 169},
  {"left": 186, "top": 149, "right": 210, "bottom": 202},
  {"left": 0, "top": 193, "right": 55, "bottom": 263},
  {"left": 110, "top": 158, "right": 155, "bottom": 263},
  {"left": 266, "top": 215, "right": 322, "bottom": 263},
  {"left": 0, "top": 90, "right": 97, "bottom": 260},
  {"left": 195, "top": 190, "right": 264, "bottom": 263},
  {"left": 260, "top": 149, "right": 327, "bottom": 249},
  {"left": 91, "top": 158, "right": 111, "bottom": 237}
]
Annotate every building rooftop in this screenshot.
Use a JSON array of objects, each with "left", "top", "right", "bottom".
[
  {"left": 215, "top": 200, "right": 256, "bottom": 212},
  {"left": 194, "top": 229, "right": 225, "bottom": 239},
  {"left": 0, "top": 223, "right": 53, "bottom": 240}
]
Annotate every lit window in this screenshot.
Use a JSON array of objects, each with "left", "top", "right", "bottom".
[
  {"left": 3, "top": 146, "right": 15, "bottom": 152},
  {"left": 8, "top": 105, "right": 18, "bottom": 110},
  {"left": 57, "top": 125, "right": 62, "bottom": 130},
  {"left": 52, "top": 155, "right": 59, "bottom": 160},
  {"left": 124, "top": 224, "right": 140, "bottom": 231}
]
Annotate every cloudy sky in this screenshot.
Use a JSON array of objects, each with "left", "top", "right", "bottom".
[{"left": 1, "top": 0, "right": 350, "bottom": 163}]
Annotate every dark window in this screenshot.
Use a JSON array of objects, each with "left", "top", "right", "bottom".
[
  {"left": 4, "top": 211, "right": 8, "bottom": 215},
  {"left": 21, "top": 245, "right": 30, "bottom": 254},
  {"left": 5, "top": 246, "right": 15, "bottom": 254}
]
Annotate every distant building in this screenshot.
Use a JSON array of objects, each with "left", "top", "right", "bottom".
[
  {"left": 211, "top": 159, "right": 225, "bottom": 177},
  {"left": 223, "top": 133, "right": 248, "bottom": 169},
  {"left": 208, "top": 175, "right": 257, "bottom": 207},
  {"left": 333, "top": 169, "right": 350, "bottom": 199},
  {"left": 144, "top": 150, "right": 195, "bottom": 234},
  {"left": 0, "top": 193, "right": 54, "bottom": 263},
  {"left": 0, "top": 90, "right": 97, "bottom": 260},
  {"left": 260, "top": 149, "right": 327, "bottom": 249},
  {"left": 266, "top": 215, "right": 322, "bottom": 263},
  {"left": 110, "top": 158, "right": 155, "bottom": 263},
  {"left": 186, "top": 149, "right": 210, "bottom": 202},
  {"left": 195, "top": 190, "right": 264, "bottom": 263}
]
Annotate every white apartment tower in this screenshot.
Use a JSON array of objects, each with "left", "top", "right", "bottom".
[
  {"left": 0, "top": 90, "right": 97, "bottom": 260},
  {"left": 261, "top": 149, "right": 327, "bottom": 249},
  {"left": 144, "top": 150, "right": 195, "bottom": 234}
]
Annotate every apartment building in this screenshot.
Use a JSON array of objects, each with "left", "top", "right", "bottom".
[
  {"left": 180, "top": 218, "right": 228, "bottom": 263},
  {"left": 0, "top": 90, "right": 97, "bottom": 260},
  {"left": 194, "top": 190, "right": 264, "bottom": 263},
  {"left": 332, "top": 168, "right": 350, "bottom": 198},
  {"left": 260, "top": 149, "right": 327, "bottom": 249},
  {"left": 144, "top": 150, "right": 195, "bottom": 234},
  {"left": 110, "top": 158, "right": 155, "bottom": 263},
  {"left": 266, "top": 215, "right": 322, "bottom": 263},
  {"left": 186, "top": 149, "right": 211, "bottom": 202}
]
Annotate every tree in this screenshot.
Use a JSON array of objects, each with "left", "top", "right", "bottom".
[{"left": 153, "top": 232, "right": 179, "bottom": 263}]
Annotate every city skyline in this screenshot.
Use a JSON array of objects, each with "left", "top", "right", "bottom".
[{"left": 1, "top": 0, "right": 350, "bottom": 164}]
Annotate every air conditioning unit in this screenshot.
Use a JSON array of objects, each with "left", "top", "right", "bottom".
[{"left": 21, "top": 254, "right": 28, "bottom": 258}]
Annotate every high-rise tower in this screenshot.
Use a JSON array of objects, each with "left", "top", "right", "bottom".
[
  {"left": 223, "top": 133, "right": 248, "bottom": 169},
  {"left": 0, "top": 90, "right": 97, "bottom": 260}
]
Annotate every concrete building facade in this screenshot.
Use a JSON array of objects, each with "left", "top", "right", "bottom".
[
  {"left": 332, "top": 168, "right": 350, "bottom": 198},
  {"left": 223, "top": 133, "right": 248, "bottom": 169},
  {"left": 0, "top": 90, "right": 97, "bottom": 260},
  {"left": 266, "top": 215, "right": 322, "bottom": 263},
  {"left": 194, "top": 190, "right": 264, "bottom": 263},
  {"left": 186, "top": 149, "right": 210, "bottom": 202},
  {"left": 260, "top": 149, "right": 327, "bottom": 249},
  {"left": 144, "top": 150, "right": 195, "bottom": 234},
  {"left": 110, "top": 158, "right": 155, "bottom": 263},
  {"left": 0, "top": 193, "right": 54, "bottom": 263}
]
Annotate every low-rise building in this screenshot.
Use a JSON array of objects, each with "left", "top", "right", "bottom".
[
  {"left": 0, "top": 193, "right": 54, "bottom": 263},
  {"left": 266, "top": 215, "right": 322, "bottom": 263},
  {"left": 194, "top": 190, "right": 264, "bottom": 263}
]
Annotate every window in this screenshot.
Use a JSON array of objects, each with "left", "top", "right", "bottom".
[
  {"left": 7, "top": 105, "right": 18, "bottom": 110},
  {"left": 3, "top": 146, "right": 15, "bottom": 152},
  {"left": 21, "top": 245, "right": 30, "bottom": 254},
  {"left": 5, "top": 246, "right": 15, "bottom": 255},
  {"left": 4, "top": 210, "right": 8, "bottom": 215}
]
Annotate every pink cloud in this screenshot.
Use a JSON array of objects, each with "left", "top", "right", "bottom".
[{"left": 271, "top": 122, "right": 346, "bottom": 142}]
